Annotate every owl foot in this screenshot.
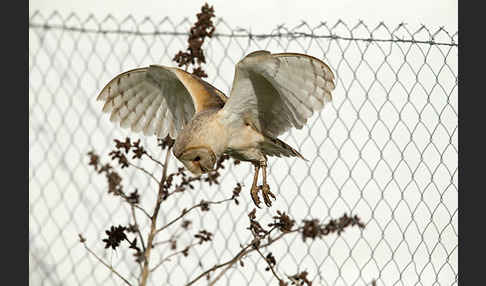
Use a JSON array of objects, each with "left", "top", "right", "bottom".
[
  {"left": 261, "top": 184, "right": 276, "bottom": 207},
  {"left": 250, "top": 164, "right": 262, "bottom": 208},
  {"left": 249, "top": 160, "right": 275, "bottom": 208},
  {"left": 250, "top": 185, "right": 262, "bottom": 208}
]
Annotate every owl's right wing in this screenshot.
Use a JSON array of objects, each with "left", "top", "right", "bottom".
[
  {"left": 97, "top": 65, "right": 227, "bottom": 138},
  {"left": 220, "top": 51, "right": 335, "bottom": 137}
]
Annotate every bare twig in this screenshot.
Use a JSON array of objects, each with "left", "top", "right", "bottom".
[
  {"left": 133, "top": 205, "right": 152, "bottom": 220},
  {"left": 155, "top": 198, "right": 233, "bottom": 235},
  {"left": 144, "top": 152, "right": 165, "bottom": 168},
  {"left": 130, "top": 205, "right": 146, "bottom": 252},
  {"left": 128, "top": 162, "right": 159, "bottom": 184},
  {"left": 152, "top": 232, "right": 182, "bottom": 248},
  {"left": 150, "top": 242, "right": 199, "bottom": 272},
  {"left": 80, "top": 239, "right": 133, "bottom": 286},
  {"left": 164, "top": 175, "right": 201, "bottom": 199},
  {"left": 188, "top": 228, "right": 295, "bottom": 286},
  {"left": 139, "top": 147, "right": 172, "bottom": 286},
  {"left": 255, "top": 248, "right": 283, "bottom": 283},
  {"left": 190, "top": 244, "right": 253, "bottom": 286}
]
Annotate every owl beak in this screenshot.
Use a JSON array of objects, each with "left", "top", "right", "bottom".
[
  {"left": 193, "top": 161, "right": 202, "bottom": 172},
  {"left": 193, "top": 161, "right": 208, "bottom": 174},
  {"left": 181, "top": 161, "right": 202, "bottom": 175},
  {"left": 194, "top": 161, "right": 213, "bottom": 174}
]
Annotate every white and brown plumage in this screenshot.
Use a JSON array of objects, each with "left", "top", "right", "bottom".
[{"left": 97, "top": 50, "right": 335, "bottom": 207}]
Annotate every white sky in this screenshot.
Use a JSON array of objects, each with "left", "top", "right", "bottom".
[{"left": 30, "top": 0, "right": 457, "bottom": 32}]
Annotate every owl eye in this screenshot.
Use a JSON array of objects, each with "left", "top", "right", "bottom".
[{"left": 194, "top": 156, "right": 201, "bottom": 162}]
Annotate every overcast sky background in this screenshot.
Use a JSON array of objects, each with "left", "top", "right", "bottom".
[{"left": 30, "top": 0, "right": 457, "bottom": 33}]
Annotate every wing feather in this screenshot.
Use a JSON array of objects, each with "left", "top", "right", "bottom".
[
  {"left": 221, "top": 51, "right": 335, "bottom": 137},
  {"left": 130, "top": 90, "right": 158, "bottom": 132},
  {"left": 141, "top": 93, "right": 164, "bottom": 135},
  {"left": 97, "top": 66, "right": 227, "bottom": 138},
  {"left": 118, "top": 84, "right": 154, "bottom": 127}
]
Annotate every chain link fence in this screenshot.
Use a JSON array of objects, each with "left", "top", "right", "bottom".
[{"left": 29, "top": 11, "right": 458, "bottom": 286}]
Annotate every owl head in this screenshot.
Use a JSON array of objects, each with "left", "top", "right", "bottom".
[{"left": 174, "top": 146, "right": 216, "bottom": 175}]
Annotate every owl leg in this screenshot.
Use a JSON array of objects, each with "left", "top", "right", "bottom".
[
  {"left": 250, "top": 164, "right": 261, "bottom": 207},
  {"left": 261, "top": 160, "right": 276, "bottom": 207}
]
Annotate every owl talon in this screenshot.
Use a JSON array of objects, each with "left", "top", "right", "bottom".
[
  {"left": 261, "top": 184, "right": 275, "bottom": 207},
  {"left": 249, "top": 163, "right": 262, "bottom": 207},
  {"left": 250, "top": 185, "right": 262, "bottom": 208}
]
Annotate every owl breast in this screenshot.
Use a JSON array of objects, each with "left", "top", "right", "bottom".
[
  {"left": 224, "top": 147, "right": 265, "bottom": 163},
  {"left": 175, "top": 109, "right": 267, "bottom": 164},
  {"left": 224, "top": 121, "right": 266, "bottom": 163},
  {"left": 174, "top": 109, "right": 230, "bottom": 159}
]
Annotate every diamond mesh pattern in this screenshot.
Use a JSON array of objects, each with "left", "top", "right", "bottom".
[{"left": 29, "top": 11, "right": 458, "bottom": 286}]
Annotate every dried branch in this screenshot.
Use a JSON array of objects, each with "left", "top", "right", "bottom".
[
  {"left": 190, "top": 244, "right": 254, "bottom": 286},
  {"left": 193, "top": 228, "right": 289, "bottom": 286},
  {"left": 155, "top": 197, "right": 233, "bottom": 235},
  {"left": 143, "top": 152, "right": 165, "bottom": 168},
  {"left": 190, "top": 212, "right": 365, "bottom": 286},
  {"left": 139, "top": 146, "right": 172, "bottom": 286},
  {"left": 132, "top": 204, "right": 152, "bottom": 220},
  {"left": 128, "top": 162, "right": 159, "bottom": 184},
  {"left": 152, "top": 232, "right": 182, "bottom": 248},
  {"left": 150, "top": 241, "right": 199, "bottom": 272},
  {"left": 87, "top": 134, "right": 365, "bottom": 286},
  {"left": 79, "top": 235, "right": 133, "bottom": 286},
  {"left": 255, "top": 248, "right": 284, "bottom": 283},
  {"left": 130, "top": 205, "right": 146, "bottom": 253}
]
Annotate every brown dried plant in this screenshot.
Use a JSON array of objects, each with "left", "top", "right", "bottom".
[
  {"left": 83, "top": 136, "right": 235, "bottom": 286},
  {"left": 173, "top": 3, "right": 216, "bottom": 78},
  {"left": 80, "top": 3, "right": 368, "bottom": 286},
  {"left": 83, "top": 136, "right": 367, "bottom": 286}
]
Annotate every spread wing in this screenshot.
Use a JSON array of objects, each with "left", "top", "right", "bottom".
[
  {"left": 97, "top": 65, "right": 227, "bottom": 138},
  {"left": 220, "top": 50, "right": 335, "bottom": 137}
]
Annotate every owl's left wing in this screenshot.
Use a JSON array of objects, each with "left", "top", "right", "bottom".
[
  {"left": 97, "top": 65, "right": 227, "bottom": 138},
  {"left": 220, "top": 51, "right": 335, "bottom": 137}
]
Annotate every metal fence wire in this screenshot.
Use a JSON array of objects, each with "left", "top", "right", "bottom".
[{"left": 29, "top": 11, "right": 458, "bottom": 286}]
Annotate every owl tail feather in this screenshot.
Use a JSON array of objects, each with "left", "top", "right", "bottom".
[{"left": 260, "top": 136, "right": 307, "bottom": 161}]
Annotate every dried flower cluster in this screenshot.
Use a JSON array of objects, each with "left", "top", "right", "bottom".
[
  {"left": 157, "top": 136, "right": 175, "bottom": 150},
  {"left": 231, "top": 183, "right": 242, "bottom": 205},
  {"left": 102, "top": 225, "right": 128, "bottom": 250},
  {"left": 248, "top": 208, "right": 268, "bottom": 240},
  {"left": 269, "top": 210, "right": 295, "bottom": 232},
  {"left": 302, "top": 214, "right": 366, "bottom": 242},
  {"left": 109, "top": 138, "right": 146, "bottom": 168},
  {"left": 195, "top": 230, "right": 213, "bottom": 244},
  {"left": 264, "top": 252, "right": 276, "bottom": 271},
  {"left": 101, "top": 225, "right": 143, "bottom": 263},
  {"left": 126, "top": 190, "right": 140, "bottom": 205},
  {"left": 87, "top": 151, "right": 124, "bottom": 198},
  {"left": 287, "top": 271, "right": 312, "bottom": 286},
  {"left": 173, "top": 3, "right": 216, "bottom": 78}
]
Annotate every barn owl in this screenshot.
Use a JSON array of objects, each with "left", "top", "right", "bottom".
[{"left": 97, "top": 50, "right": 335, "bottom": 207}]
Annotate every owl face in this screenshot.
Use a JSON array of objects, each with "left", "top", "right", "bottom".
[{"left": 176, "top": 146, "right": 216, "bottom": 175}]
